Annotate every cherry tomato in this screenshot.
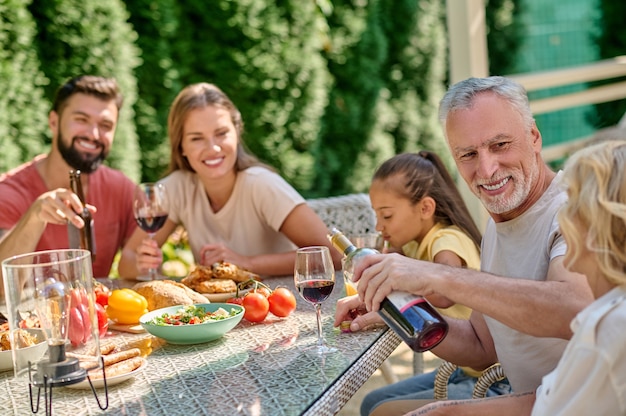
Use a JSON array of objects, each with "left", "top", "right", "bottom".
[
  {"left": 242, "top": 292, "right": 270, "bottom": 323},
  {"left": 268, "top": 287, "right": 297, "bottom": 318},
  {"left": 95, "top": 303, "right": 108, "bottom": 337},
  {"left": 94, "top": 285, "right": 110, "bottom": 307}
]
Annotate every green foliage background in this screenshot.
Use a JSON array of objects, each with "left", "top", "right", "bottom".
[
  {"left": 590, "top": 0, "right": 626, "bottom": 129},
  {"left": 0, "top": 0, "right": 534, "bottom": 197}
]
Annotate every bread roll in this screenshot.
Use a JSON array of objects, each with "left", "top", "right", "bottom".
[
  {"left": 89, "top": 356, "right": 145, "bottom": 380},
  {"left": 132, "top": 280, "right": 209, "bottom": 311}
]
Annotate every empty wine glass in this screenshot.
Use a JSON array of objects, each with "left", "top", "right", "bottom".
[
  {"left": 294, "top": 246, "right": 336, "bottom": 354},
  {"left": 133, "top": 183, "right": 168, "bottom": 280}
]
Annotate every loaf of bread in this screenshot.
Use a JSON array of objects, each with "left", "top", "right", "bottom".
[{"left": 132, "top": 280, "right": 209, "bottom": 311}]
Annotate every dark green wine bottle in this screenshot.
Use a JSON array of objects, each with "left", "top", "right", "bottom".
[{"left": 68, "top": 170, "right": 96, "bottom": 262}]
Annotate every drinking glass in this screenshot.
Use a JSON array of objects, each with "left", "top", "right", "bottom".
[
  {"left": 343, "top": 232, "right": 383, "bottom": 296},
  {"left": 2, "top": 249, "right": 102, "bottom": 382},
  {"left": 350, "top": 233, "right": 384, "bottom": 252},
  {"left": 133, "top": 183, "right": 168, "bottom": 280},
  {"left": 294, "top": 246, "right": 336, "bottom": 354}
]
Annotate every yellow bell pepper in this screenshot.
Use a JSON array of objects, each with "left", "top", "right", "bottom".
[{"left": 106, "top": 288, "right": 148, "bottom": 325}]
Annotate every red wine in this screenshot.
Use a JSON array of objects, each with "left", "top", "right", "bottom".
[
  {"left": 296, "top": 280, "right": 334, "bottom": 304},
  {"left": 379, "top": 295, "right": 448, "bottom": 352},
  {"left": 328, "top": 227, "right": 448, "bottom": 353},
  {"left": 136, "top": 214, "right": 168, "bottom": 233}
]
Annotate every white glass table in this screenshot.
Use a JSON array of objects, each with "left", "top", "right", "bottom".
[{"left": 0, "top": 276, "right": 401, "bottom": 416}]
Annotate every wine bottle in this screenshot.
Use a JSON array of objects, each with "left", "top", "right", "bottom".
[
  {"left": 67, "top": 170, "right": 96, "bottom": 261},
  {"left": 327, "top": 227, "right": 448, "bottom": 352},
  {"left": 327, "top": 227, "right": 378, "bottom": 296}
]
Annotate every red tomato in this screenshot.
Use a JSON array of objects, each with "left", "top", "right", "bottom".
[
  {"left": 242, "top": 292, "right": 270, "bottom": 323},
  {"left": 94, "top": 287, "right": 110, "bottom": 307},
  {"left": 268, "top": 287, "right": 297, "bottom": 318},
  {"left": 95, "top": 303, "right": 108, "bottom": 337}
]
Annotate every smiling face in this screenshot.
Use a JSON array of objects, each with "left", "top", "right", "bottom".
[
  {"left": 369, "top": 176, "right": 435, "bottom": 248},
  {"left": 445, "top": 92, "right": 542, "bottom": 221},
  {"left": 50, "top": 93, "right": 118, "bottom": 173},
  {"left": 180, "top": 105, "right": 238, "bottom": 182}
]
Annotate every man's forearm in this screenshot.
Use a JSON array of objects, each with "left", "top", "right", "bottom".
[
  {"left": 0, "top": 208, "right": 47, "bottom": 268},
  {"left": 434, "top": 264, "right": 592, "bottom": 339}
]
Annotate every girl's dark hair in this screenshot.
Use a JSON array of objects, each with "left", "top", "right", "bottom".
[{"left": 373, "top": 151, "right": 482, "bottom": 248}]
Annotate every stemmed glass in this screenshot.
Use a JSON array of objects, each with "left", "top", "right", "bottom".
[
  {"left": 294, "top": 246, "right": 337, "bottom": 354},
  {"left": 133, "top": 183, "right": 168, "bottom": 280}
]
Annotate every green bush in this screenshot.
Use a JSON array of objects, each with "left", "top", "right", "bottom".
[
  {"left": 28, "top": 0, "right": 143, "bottom": 182},
  {"left": 0, "top": 0, "right": 49, "bottom": 173}
]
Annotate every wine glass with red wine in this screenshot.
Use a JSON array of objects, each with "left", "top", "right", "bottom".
[
  {"left": 294, "top": 246, "right": 336, "bottom": 354},
  {"left": 133, "top": 182, "right": 168, "bottom": 280}
]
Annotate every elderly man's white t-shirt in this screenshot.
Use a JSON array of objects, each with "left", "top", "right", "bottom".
[
  {"left": 481, "top": 171, "right": 569, "bottom": 393},
  {"left": 161, "top": 166, "right": 304, "bottom": 264}
]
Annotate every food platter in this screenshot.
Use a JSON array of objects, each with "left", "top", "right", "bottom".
[
  {"left": 0, "top": 329, "right": 47, "bottom": 372},
  {"left": 181, "top": 263, "right": 260, "bottom": 302},
  {"left": 66, "top": 358, "right": 146, "bottom": 389}
]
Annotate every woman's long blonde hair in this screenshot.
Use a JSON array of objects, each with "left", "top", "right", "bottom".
[{"left": 559, "top": 140, "right": 626, "bottom": 285}]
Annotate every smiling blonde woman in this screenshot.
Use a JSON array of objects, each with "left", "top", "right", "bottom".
[{"left": 118, "top": 83, "right": 341, "bottom": 279}]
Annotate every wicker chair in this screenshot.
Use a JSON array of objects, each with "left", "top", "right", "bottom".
[
  {"left": 433, "top": 361, "right": 507, "bottom": 399},
  {"left": 307, "top": 193, "right": 378, "bottom": 237}
]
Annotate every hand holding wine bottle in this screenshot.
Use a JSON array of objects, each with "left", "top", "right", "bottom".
[{"left": 328, "top": 228, "right": 448, "bottom": 353}]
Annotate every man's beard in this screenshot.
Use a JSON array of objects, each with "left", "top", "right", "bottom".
[
  {"left": 477, "top": 161, "right": 539, "bottom": 215},
  {"left": 57, "top": 132, "right": 107, "bottom": 174}
]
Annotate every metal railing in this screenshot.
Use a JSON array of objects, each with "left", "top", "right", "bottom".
[{"left": 508, "top": 55, "right": 626, "bottom": 162}]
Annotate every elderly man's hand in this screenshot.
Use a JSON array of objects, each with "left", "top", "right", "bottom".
[{"left": 354, "top": 253, "right": 442, "bottom": 313}]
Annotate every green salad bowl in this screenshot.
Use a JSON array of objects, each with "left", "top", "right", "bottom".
[{"left": 139, "top": 303, "right": 244, "bottom": 345}]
